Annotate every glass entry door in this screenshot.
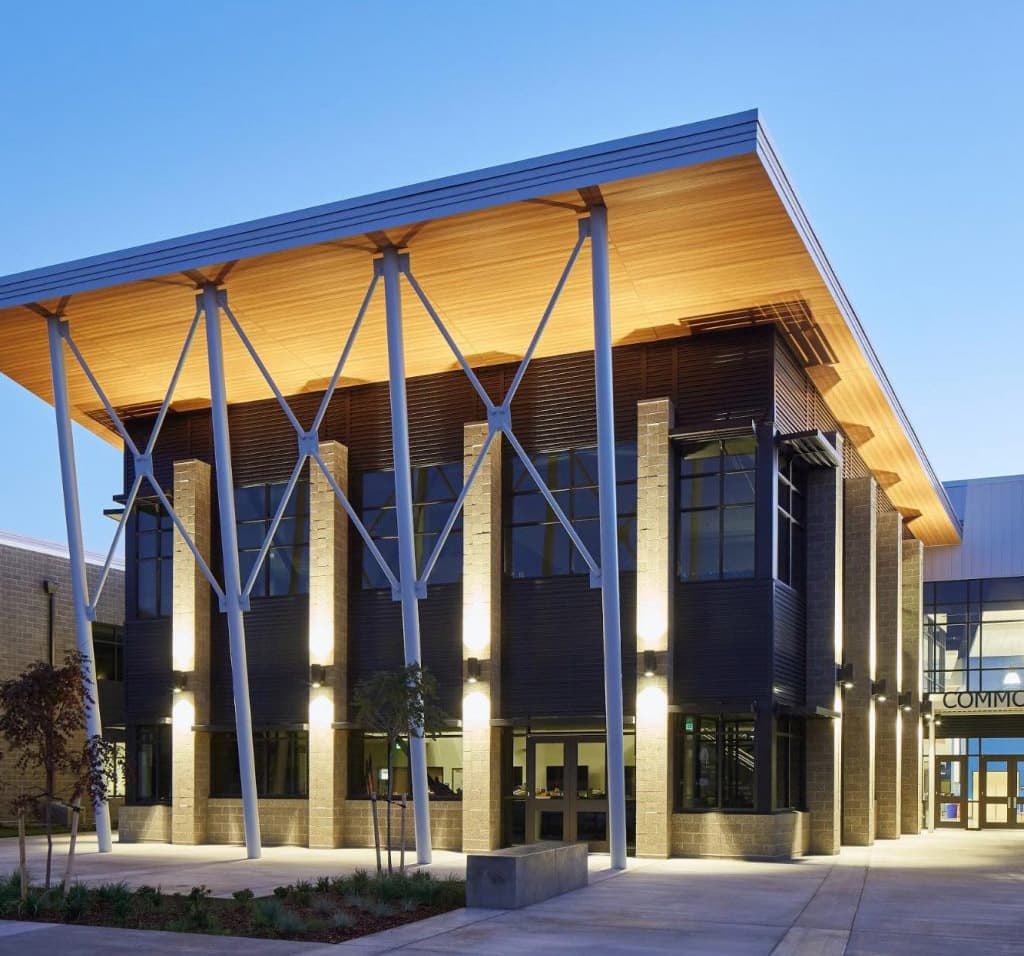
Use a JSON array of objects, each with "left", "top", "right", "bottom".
[
  {"left": 526, "top": 735, "right": 609, "bottom": 851},
  {"left": 935, "top": 756, "right": 966, "bottom": 827},
  {"left": 980, "top": 757, "right": 1024, "bottom": 828}
]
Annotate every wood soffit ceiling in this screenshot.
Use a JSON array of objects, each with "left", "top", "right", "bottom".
[{"left": 0, "top": 146, "right": 959, "bottom": 546}]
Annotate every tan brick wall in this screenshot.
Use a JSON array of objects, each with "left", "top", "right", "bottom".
[
  {"left": 842, "top": 477, "right": 877, "bottom": 846},
  {"left": 207, "top": 799, "right": 309, "bottom": 846},
  {"left": 343, "top": 800, "right": 462, "bottom": 852},
  {"left": 874, "top": 508, "right": 902, "bottom": 839},
  {"left": 461, "top": 423, "right": 502, "bottom": 852},
  {"left": 170, "top": 460, "right": 211, "bottom": 845},
  {"left": 671, "top": 812, "right": 809, "bottom": 859},
  {"left": 901, "top": 538, "right": 924, "bottom": 834},
  {"left": 308, "top": 441, "right": 349, "bottom": 848},
  {"left": 118, "top": 804, "right": 171, "bottom": 843},
  {"left": 634, "top": 399, "right": 673, "bottom": 857}
]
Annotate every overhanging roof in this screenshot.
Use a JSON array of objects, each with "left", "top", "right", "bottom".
[{"left": 0, "top": 109, "right": 961, "bottom": 545}]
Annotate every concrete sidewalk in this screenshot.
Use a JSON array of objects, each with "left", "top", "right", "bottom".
[{"left": 3, "top": 829, "right": 1024, "bottom": 954}]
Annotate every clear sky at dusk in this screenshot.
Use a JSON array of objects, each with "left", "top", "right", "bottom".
[{"left": 0, "top": 1, "right": 1020, "bottom": 554}]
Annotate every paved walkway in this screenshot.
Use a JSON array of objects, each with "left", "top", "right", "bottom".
[{"left": 2, "top": 829, "right": 1023, "bottom": 953}]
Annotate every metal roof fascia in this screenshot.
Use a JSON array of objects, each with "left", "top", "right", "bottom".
[
  {"left": 0, "top": 110, "right": 760, "bottom": 310},
  {"left": 752, "top": 119, "right": 961, "bottom": 541}
]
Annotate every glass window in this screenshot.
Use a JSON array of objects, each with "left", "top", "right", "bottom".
[
  {"left": 776, "top": 453, "right": 806, "bottom": 591},
  {"left": 235, "top": 481, "right": 309, "bottom": 598},
  {"left": 506, "top": 444, "right": 637, "bottom": 578},
  {"left": 924, "top": 576, "right": 1024, "bottom": 692},
  {"left": 775, "top": 717, "right": 805, "bottom": 810},
  {"left": 134, "top": 501, "right": 173, "bottom": 618},
  {"left": 348, "top": 732, "right": 463, "bottom": 800},
  {"left": 92, "top": 623, "right": 124, "bottom": 682},
  {"left": 107, "top": 741, "right": 126, "bottom": 798},
  {"left": 677, "top": 437, "right": 756, "bottom": 582},
  {"left": 210, "top": 730, "right": 309, "bottom": 798},
  {"left": 133, "top": 724, "right": 170, "bottom": 803},
  {"left": 361, "top": 463, "right": 463, "bottom": 589},
  {"left": 676, "top": 714, "right": 757, "bottom": 810}
]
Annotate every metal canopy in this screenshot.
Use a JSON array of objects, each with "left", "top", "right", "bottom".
[
  {"left": 779, "top": 430, "right": 841, "bottom": 469},
  {"left": 0, "top": 110, "right": 959, "bottom": 546}
]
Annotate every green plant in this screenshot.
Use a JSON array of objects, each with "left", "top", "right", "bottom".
[
  {"left": 312, "top": 895, "right": 336, "bottom": 917},
  {"left": 366, "top": 899, "right": 397, "bottom": 918},
  {"left": 349, "top": 869, "right": 371, "bottom": 895},
  {"left": 315, "top": 876, "right": 331, "bottom": 893},
  {"left": 289, "top": 879, "right": 313, "bottom": 906},
  {"left": 271, "top": 907, "right": 307, "bottom": 935},
  {"left": 331, "top": 910, "right": 356, "bottom": 930},
  {"left": 0, "top": 872, "right": 22, "bottom": 906},
  {"left": 253, "top": 897, "right": 284, "bottom": 928},
  {"left": 61, "top": 881, "right": 90, "bottom": 922},
  {"left": 96, "top": 880, "right": 132, "bottom": 907},
  {"left": 343, "top": 893, "right": 368, "bottom": 911},
  {"left": 136, "top": 884, "right": 164, "bottom": 908},
  {"left": 272, "top": 885, "right": 289, "bottom": 899},
  {"left": 186, "top": 884, "right": 211, "bottom": 904},
  {"left": 232, "top": 887, "right": 254, "bottom": 908}
]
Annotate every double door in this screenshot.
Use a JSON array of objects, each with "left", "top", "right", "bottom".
[
  {"left": 527, "top": 736, "right": 610, "bottom": 851},
  {"left": 980, "top": 757, "right": 1024, "bottom": 828}
]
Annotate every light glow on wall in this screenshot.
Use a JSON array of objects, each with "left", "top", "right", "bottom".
[
  {"left": 637, "top": 592, "right": 668, "bottom": 652},
  {"left": 463, "top": 688, "right": 490, "bottom": 727},
  {"left": 309, "top": 691, "right": 334, "bottom": 729},
  {"left": 636, "top": 684, "right": 667, "bottom": 725},
  {"left": 172, "top": 694, "right": 194, "bottom": 730},
  {"left": 172, "top": 622, "right": 194, "bottom": 673},
  {"left": 463, "top": 590, "right": 490, "bottom": 656}
]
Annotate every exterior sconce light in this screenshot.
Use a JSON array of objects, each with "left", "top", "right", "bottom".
[
  {"left": 171, "top": 670, "right": 189, "bottom": 695},
  {"left": 466, "top": 657, "right": 481, "bottom": 684},
  {"left": 920, "top": 699, "right": 934, "bottom": 720},
  {"left": 309, "top": 664, "right": 328, "bottom": 689},
  {"left": 643, "top": 650, "right": 657, "bottom": 678},
  {"left": 897, "top": 691, "right": 913, "bottom": 712},
  {"left": 836, "top": 662, "right": 855, "bottom": 689},
  {"left": 871, "top": 679, "right": 888, "bottom": 702}
]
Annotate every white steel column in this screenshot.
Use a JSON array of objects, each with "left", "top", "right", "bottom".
[
  {"left": 380, "top": 247, "right": 433, "bottom": 865},
  {"left": 201, "top": 284, "right": 262, "bottom": 860},
  {"left": 589, "top": 205, "right": 627, "bottom": 870},
  {"left": 46, "top": 316, "right": 113, "bottom": 854},
  {"left": 927, "top": 715, "right": 936, "bottom": 833}
]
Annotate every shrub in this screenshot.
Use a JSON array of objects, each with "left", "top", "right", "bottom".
[
  {"left": 254, "top": 898, "right": 284, "bottom": 928},
  {"left": 331, "top": 910, "right": 356, "bottom": 930},
  {"left": 312, "top": 895, "right": 336, "bottom": 917},
  {"left": 61, "top": 882, "right": 91, "bottom": 922},
  {"left": 315, "top": 876, "right": 331, "bottom": 894},
  {"left": 96, "top": 880, "right": 131, "bottom": 907},
  {"left": 272, "top": 885, "right": 288, "bottom": 899},
  {"left": 0, "top": 872, "right": 21, "bottom": 906},
  {"left": 349, "top": 869, "right": 371, "bottom": 895},
  {"left": 136, "top": 884, "right": 164, "bottom": 908},
  {"left": 271, "top": 906, "right": 306, "bottom": 935},
  {"left": 289, "top": 879, "right": 313, "bottom": 906},
  {"left": 232, "top": 888, "right": 254, "bottom": 905}
]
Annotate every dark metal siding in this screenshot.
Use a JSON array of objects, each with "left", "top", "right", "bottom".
[
  {"left": 773, "top": 583, "right": 806, "bottom": 707},
  {"left": 125, "top": 618, "right": 171, "bottom": 722},
  {"left": 502, "top": 576, "right": 636, "bottom": 719},
  {"left": 673, "top": 579, "right": 773, "bottom": 706}
]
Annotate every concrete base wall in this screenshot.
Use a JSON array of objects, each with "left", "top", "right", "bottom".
[
  {"left": 670, "top": 811, "right": 809, "bottom": 859},
  {"left": 207, "top": 800, "right": 308, "bottom": 847},
  {"left": 342, "top": 800, "right": 463, "bottom": 852},
  {"left": 118, "top": 804, "right": 171, "bottom": 843}
]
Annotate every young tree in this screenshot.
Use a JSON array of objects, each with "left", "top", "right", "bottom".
[
  {"left": 352, "top": 664, "right": 447, "bottom": 875},
  {"left": 0, "top": 652, "right": 114, "bottom": 895}
]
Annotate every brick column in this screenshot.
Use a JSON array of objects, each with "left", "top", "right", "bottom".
[
  {"left": 841, "top": 476, "right": 876, "bottom": 846},
  {"left": 171, "top": 459, "right": 211, "bottom": 845},
  {"left": 461, "top": 423, "right": 502, "bottom": 851},
  {"left": 874, "top": 507, "right": 902, "bottom": 839},
  {"left": 635, "top": 399, "right": 674, "bottom": 857},
  {"left": 804, "top": 434, "right": 843, "bottom": 854},
  {"left": 901, "top": 538, "right": 924, "bottom": 834},
  {"left": 308, "top": 441, "right": 348, "bottom": 848}
]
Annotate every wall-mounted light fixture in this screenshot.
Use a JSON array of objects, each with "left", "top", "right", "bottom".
[
  {"left": 466, "top": 657, "right": 481, "bottom": 684},
  {"left": 897, "top": 691, "right": 913, "bottom": 713},
  {"left": 171, "top": 670, "right": 189, "bottom": 694},
  {"left": 1004, "top": 670, "right": 1022, "bottom": 687},
  {"left": 836, "top": 662, "right": 855, "bottom": 689},
  {"left": 871, "top": 679, "right": 888, "bottom": 702},
  {"left": 920, "top": 699, "right": 934, "bottom": 721},
  {"left": 643, "top": 650, "right": 657, "bottom": 678},
  {"left": 309, "top": 664, "right": 328, "bottom": 689}
]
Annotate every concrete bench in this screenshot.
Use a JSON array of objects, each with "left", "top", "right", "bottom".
[{"left": 466, "top": 841, "right": 588, "bottom": 909}]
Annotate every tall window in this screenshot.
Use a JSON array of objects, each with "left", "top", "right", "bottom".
[
  {"left": 133, "top": 724, "right": 171, "bottom": 803},
  {"left": 676, "top": 714, "right": 756, "bottom": 810},
  {"left": 676, "top": 436, "right": 756, "bottom": 581},
  {"left": 210, "top": 730, "right": 309, "bottom": 798},
  {"left": 236, "top": 481, "right": 309, "bottom": 597},
  {"left": 775, "top": 717, "right": 805, "bottom": 809},
  {"left": 92, "top": 623, "right": 124, "bottom": 682},
  {"left": 924, "top": 577, "right": 1024, "bottom": 692},
  {"left": 135, "top": 501, "right": 172, "bottom": 618},
  {"left": 505, "top": 444, "right": 637, "bottom": 578},
  {"left": 777, "top": 453, "right": 806, "bottom": 591},
  {"left": 361, "top": 463, "right": 463, "bottom": 589}
]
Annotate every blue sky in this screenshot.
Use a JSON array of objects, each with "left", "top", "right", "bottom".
[{"left": 0, "top": 1, "right": 1020, "bottom": 554}]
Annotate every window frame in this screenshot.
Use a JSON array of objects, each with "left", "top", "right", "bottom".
[
  {"left": 235, "top": 480, "right": 310, "bottom": 598},
  {"left": 675, "top": 713, "right": 757, "bottom": 812},
  {"left": 675, "top": 436, "right": 757, "bottom": 583},
  {"left": 504, "top": 443, "right": 637, "bottom": 580},
  {"left": 131, "top": 724, "right": 171, "bottom": 805},
  {"left": 133, "top": 500, "right": 173, "bottom": 619},
  {"left": 776, "top": 452, "right": 806, "bottom": 591},
  {"left": 209, "top": 729, "right": 310, "bottom": 799}
]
